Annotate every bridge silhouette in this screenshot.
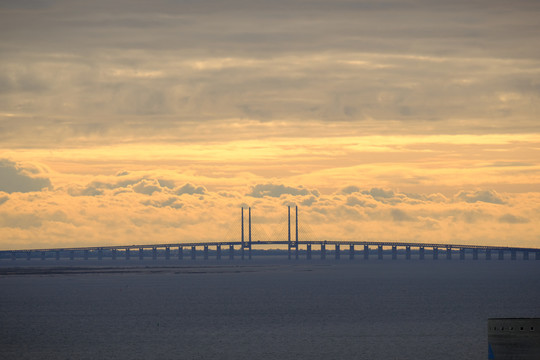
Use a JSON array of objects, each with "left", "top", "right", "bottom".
[{"left": 2, "top": 206, "right": 540, "bottom": 261}]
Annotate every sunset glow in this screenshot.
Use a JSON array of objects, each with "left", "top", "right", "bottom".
[{"left": 1, "top": 0, "right": 539, "bottom": 250}]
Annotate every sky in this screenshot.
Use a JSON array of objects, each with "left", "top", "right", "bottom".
[{"left": 1, "top": 0, "right": 539, "bottom": 250}]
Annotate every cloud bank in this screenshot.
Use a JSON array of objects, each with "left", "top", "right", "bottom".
[
  {"left": 1, "top": 0, "right": 540, "bottom": 147},
  {"left": 0, "top": 159, "right": 51, "bottom": 193}
]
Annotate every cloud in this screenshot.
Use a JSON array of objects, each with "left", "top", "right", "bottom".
[
  {"left": 1, "top": 0, "right": 539, "bottom": 149},
  {"left": 0, "top": 195, "right": 8, "bottom": 205},
  {"left": 345, "top": 196, "right": 376, "bottom": 208},
  {"left": 455, "top": 190, "right": 506, "bottom": 204},
  {"left": 341, "top": 185, "right": 360, "bottom": 194},
  {"left": 0, "top": 212, "right": 42, "bottom": 229},
  {"left": 498, "top": 213, "right": 529, "bottom": 224},
  {"left": 363, "top": 188, "right": 395, "bottom": 199},
  {"left": 68, "top": 185, "right": 104, "bottom": 197},
  {"left": 176, "top": 183, "right": 206, "bottom": 196},
  {"left": 132, "top": 179, "right": 162, "bottom": 195},
  {"left": 300, "top": 196, "right": 317, "bottom": 206},
  {"left": 390, "top": 208, "right": 416, "bottom": 222},
  {"left": 247, "top": 184, "right": 317, "bottom": 198},
  {"left": 0, "top": 159, "right": 51, "bottom": 193},
  {"left": 405, "top": 192, "right": 448, "bottom": 203},
  {"left": 141, "top": 197, "right": 183, "bottom": 209},
  {"left": 158, "top": 179, "right": 176, "bottom": 189}
]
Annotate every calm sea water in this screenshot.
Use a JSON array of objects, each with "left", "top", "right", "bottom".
[{"left": 1, "top": 259, "right": 539, "bottom": 360}]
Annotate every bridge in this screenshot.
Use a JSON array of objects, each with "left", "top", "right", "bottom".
[{"left": 2, "top": 206, "right": 539, "bottom": 262}]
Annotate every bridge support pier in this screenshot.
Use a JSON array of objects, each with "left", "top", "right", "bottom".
[
  {"left": 349, "top": 244, "right": 354, "bottom": 260},
  {"left": 41, "top": 251, "right": 46, "bottom": 261},
  {"left": 26, "top": 251, "right": 31, "bottom": 261},
  {"left": 229, "top": 245, "right": 234, "bottom": 260},
  {"left": 216, "top": 245, "right": 221, "bottom": 260},
  {"left": 204, "top": 245, "right": 209, "bottom": 260},
  {"left": 446, "top": 247, "right": 452, "bottom": 260},
  {"left": 499, "top": 250, "right": 504, "bottom": 260},
  {"left": 97, "top": 249, "right": 103, "bottom": 261},
  {"left": 419, "top": 247, "right": 425, "bottom": 260},
  {"left": 364, "top": 245, "right": 369, "bottom": 260},
  {"left": 335, "top": 244, "right": 340, "bottom": 260},
  {"left": 485, "top": 249, "right": 491, "bottom": 260},
  {"left": 165, "top": 247, "right": 170, "bottom": 260},
  {"left": 178, "top": 247, "right": 183, "bottom": 260},
  {"left": 84, "top": 250, "right": 88, "bottom": 260},
  {"left": 511, "top": 250, "right": 516, "bottom": 261},
  {"left": 191, "top": 246, "right": 196, "bottom": 260},
  {"left": 11, "top": 252, "right": 16, "bottom": 261},
  {"left": 112, "top": 249, "right": 116, "bottom": 260},
  {"left": 138, "top": 248, "right": 144, "bottom": 260},
  {"left": 378, "top": 245, "right": 383, "bottom": 260},
  {"left": 288, "top": 244, "right": 298, "bottom": 260},
  {"left": 126, "top": 248, "right": 130, "bottom": 260},
  {"left": 473, "top": 248, "right": 478, "bottom": 260},
  {"left": 433, "top": 247, "right": 438, "bottom": 260},
  {"left": 523, "top": 250, "right": 529, "bottom": 260},
  {"left": 392, "top": 246, "right": 397, "bottom": 260},
  {"left": 152, "top": 247, "right": 157, "bottom": 260},
  {"left": 56, "top": 251, "right": 60, "bottom": 261},
  {"left": 306, "top": 244, "right": 311, "bottom": 260},
  {"left": 459, "top": 248, "right": 465, "bottom": 260},
  {"left": 70, "top": 250, "right": 75, "bottom": 261},
  {"left": 406, "top": 246, "right": 411, "bottom": 260},
  {"left": 321, "top": 244, "right": 326, "bottom": 260}
]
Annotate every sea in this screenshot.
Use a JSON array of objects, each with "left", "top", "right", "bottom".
[{"left": 1, "top": 258, "right": 539, "bottom": 360}]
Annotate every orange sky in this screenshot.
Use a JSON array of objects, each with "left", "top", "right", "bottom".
[{"left": 1, "top": 1, "right": 540, "bottom": 250}]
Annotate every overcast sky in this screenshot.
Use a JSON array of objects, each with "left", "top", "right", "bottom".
[{"left": 1, "top": 0, "right": 539, "bottom": 250}]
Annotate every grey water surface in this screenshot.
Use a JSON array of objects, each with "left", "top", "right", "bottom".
[{"left": 1, "top": 259, "right": 539, "bottom": 360}]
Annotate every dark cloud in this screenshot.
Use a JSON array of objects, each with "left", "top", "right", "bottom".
[
  {"left": 498, "top": 213, "right": 529, "bottom": 224},
  {"left": 0, "top": 159, "right": 51, "bottom": 193},
  {"left": 300, "top": 196, "right": 317, "bottom": 206},
  {"left": 176, "top": 183, "right": 206, "bottom": 196},
  {"left": 132, "top": 179, "right": 162, "bottom": 195},
  {"left": 455, "top": 190, "right": 505, "bottom": 204},
  {"left": 247, "top": 184, "right": 317, "bottom": 198},
  {"left": 158, "top": 179, "right": 176, "bottom": 189},
  {"left": 341, "top": 185, "right": 360, "bottom": 194},
  {"left": 362, "top": 188, "right": 405, "bottom": 205},
  {"left": 405, "top": 192, "right": 448, "bottom": 203},
  {"left": 69, "top": 177, "right": 207, "bottom": 198},
  {"left": 68, "top": 186, "right": 104, "bottom": 197},
  {"left": 363, "top": 188, "right": 395, "bottom": 199},
  {"left": 390, "top": 208, "right": 416, "bottom": 222},
  {"left": 0, "top": 212, "right": 42, "bottom": 229},
  {"left": 0, "top": 195, "right": 8, "bottom": 205},
  {"left": 141, "top": 197, "right": 183, "bottom": 209},
  {"left": 345, "top": 196, "right": 376, "bottom": 208}
]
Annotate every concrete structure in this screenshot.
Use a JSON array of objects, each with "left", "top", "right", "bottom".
[{"left": 488, "top": 318, "right": 540, "bottom": 359}]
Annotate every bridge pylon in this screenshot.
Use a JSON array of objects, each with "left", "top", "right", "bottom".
[
  {"left": 241, "top": 207, "right": 252, "bottom": 260},
  {"left": 288, "top": 206, "right": 299, "bottom": 260}
]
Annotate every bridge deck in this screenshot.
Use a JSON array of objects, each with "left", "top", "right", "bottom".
[{"left": 2, "top": 240, "right": 539, "bottom": 253}]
